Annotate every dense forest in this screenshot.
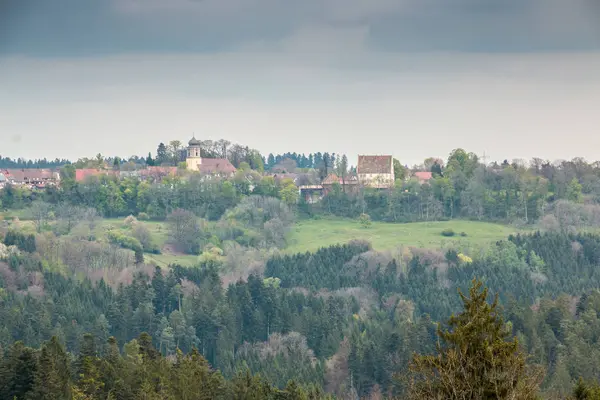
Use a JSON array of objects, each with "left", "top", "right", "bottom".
[{"left": 4, "top": 229, "right": 600, "bottom": 397}]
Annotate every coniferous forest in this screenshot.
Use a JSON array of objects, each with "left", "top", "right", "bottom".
[{"left": 4, "top": 231, "right": 600, "bottom": 398}]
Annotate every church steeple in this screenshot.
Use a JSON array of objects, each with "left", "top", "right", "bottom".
[
  {"left": 186, "top": 135, "right": 202, "bottom": 170},
  {"left": 188, "top": 135, "right": 201, "bottom": 146}
]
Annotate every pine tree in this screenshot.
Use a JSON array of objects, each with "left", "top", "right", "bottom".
[
  {"left": 405, "top": 279, "right": 544, "bottom": 400},
  {"left": 146, "top": 152, "right": 155, "bottom": 166},
  {"left": 572, "top": 378, "right": 600, "bottom": 400},
  {"left": 156, "top": 143, "right": 168, "bottom": 165},
  {"left": 0, "top": 341, "right": 38, "bottom": 399},
  {"left": 28, "top": 336, "right": 72, "bottom": 400}
]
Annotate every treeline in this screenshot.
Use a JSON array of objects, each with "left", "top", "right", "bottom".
[
  {"left": 4, "top": 148, "right": 600, "bottom": 229},
  {"left": 149, "top": 139, "right": 265, "bottom": 170},
  {"left": 311, "top": 151, "right": 600, "bottom": 224},
  {"left": 5, "top": 232, "right": 600, "bottom": 396},
  {"left": 0, "top": 156, "right": 70, "bottom": 169},
  {"left": 265, "top": 152, "right": 343, "bottom": 172},
  {"left": 0, "top": 169, "right": 301, "bottom": 220}
]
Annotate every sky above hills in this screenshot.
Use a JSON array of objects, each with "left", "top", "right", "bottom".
[{"left": 1, "top": 0, "right": 600, "bottom": 165}]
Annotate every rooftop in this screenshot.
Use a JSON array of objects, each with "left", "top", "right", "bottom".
[
  {"left": 357, "top": 155, "right": 393, "bottom": 174},
  {"left": 198, "top": 158, "right": 236, "bottom": 175},
  {"left": 188, "top": 136, "right": 201, "bottom": 146}
]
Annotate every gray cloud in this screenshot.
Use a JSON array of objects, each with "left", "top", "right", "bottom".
[
  {"left": 1, "top": 0, "right": 599, "bottom": 56},
  {"left": 1, "top": 1, "right": 599, "bottom": 164},
  {"left": 1, "top": 52, "right": 599, "bottom": 164}
]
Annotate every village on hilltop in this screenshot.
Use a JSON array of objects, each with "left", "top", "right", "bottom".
[{"left": 0, "top": 137, "right": 435, "bottom": 202}]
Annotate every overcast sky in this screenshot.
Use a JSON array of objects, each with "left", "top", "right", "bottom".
[{"left": 1, "top": 0, "right": 599, "bottom": 165}]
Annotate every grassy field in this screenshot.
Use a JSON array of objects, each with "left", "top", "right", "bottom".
[
  {"left": 286, "top": 218, "right": 519, "bottom": 253},
  {"left": 3, "top": 210, "right": 520, "bottom": 266}
]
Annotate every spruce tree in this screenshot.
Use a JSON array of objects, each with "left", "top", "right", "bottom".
[
  {"left": 28, "top": 337, "right": 72, "bottom": 400},
  {"left": 406, "top": 279, "right": 544, "bottom": 400}
]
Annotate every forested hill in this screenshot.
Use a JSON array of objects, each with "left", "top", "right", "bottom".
[{"left": 4, "top": 231, "right": 600, "bottom": 397}]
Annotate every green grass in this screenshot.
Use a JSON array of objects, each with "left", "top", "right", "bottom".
[
  {"left": 286, "top": 218, "right": 520, "bottom": 253},
  {"left": 2, "top": 210, "right": 522, "bottom": 266},
  {"left": 99, "top": 218, "right": 169, "bottom": 243}
]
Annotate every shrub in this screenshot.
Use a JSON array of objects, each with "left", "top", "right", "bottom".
[
  {"left": 106, "top": 230, "right": 143, "bottom": 253},
  {"left": 137, "top": 212, "right": 150, "bottom": 221},
  {"left": 123, "top": 215, "right": 138, "bottom": 227},
  {"left": 131, "top": 224, "right": 161, "bottom": 254},
  {"left": 441, "top": 228, "right": 456, "bottom": 237},
  {"left": 460, "top": 231, "right": 468, "bottom": 237},
  {"left": 457, "top": 253, "right": 473, "bottom": 264},
  {"left": 359, "top": 213, "right": 372, "bottom": 229}
]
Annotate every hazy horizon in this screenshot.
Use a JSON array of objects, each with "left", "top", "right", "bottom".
[{"left": 1, "top": 0, "right": 599, "bottom": 165}]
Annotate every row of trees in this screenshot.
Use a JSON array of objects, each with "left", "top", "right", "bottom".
[
  {"left": 150, "top": 139, "right": 265, "bottom": 170},
  {"left": 5, "top": 147, "right": 600, "bottom": 229},
  {"left": 0, "top": 156, "right": 70, "bottom": 169},
  {"left": 0, "top": 169, "right": 300, "bottom": 219},
  {"left": 312, "top": 150, "right": 600, "bottom": 225}
]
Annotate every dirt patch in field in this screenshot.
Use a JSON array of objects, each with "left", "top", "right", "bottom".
[{"left": 161, "top": 243, "right": 186, "bottom": 256}]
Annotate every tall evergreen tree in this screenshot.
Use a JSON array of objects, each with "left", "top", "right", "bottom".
[
  {"left": 405, "top": 279, "right": 544, "bottom": 400},
  {"left": 28, "top": 337, "right": 72, "bottom": 400}
]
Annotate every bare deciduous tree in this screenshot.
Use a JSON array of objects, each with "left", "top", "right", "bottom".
[{"left": 29, "top": 201, "right": 53, "bottom": 233}]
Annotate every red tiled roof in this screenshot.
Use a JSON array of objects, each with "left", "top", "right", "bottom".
[
  {"left": 414, "top": 171, "right": 433, "bottom": 181},
  {"left": 3, "top": 169, "right": 58, "bottom": 182},
  {"left": 198, "top": 158, "right": 236, "bottom": 174},
  {"left": 357, "top": 155, "right": 393, "bottom": 174},
  {"left": 75, "top": 169, "right": 118, "bottom": 182}
]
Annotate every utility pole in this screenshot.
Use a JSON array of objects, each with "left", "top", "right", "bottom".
[{"left": 481, "top": 151, "right": 489, "bottom": 166}]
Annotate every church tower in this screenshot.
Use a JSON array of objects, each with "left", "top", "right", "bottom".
[{"left": 186, "top": 136, "right": 202, "bottom": 171}]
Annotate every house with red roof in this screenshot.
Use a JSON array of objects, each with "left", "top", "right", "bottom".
[
  {"left": 412, "top": 171, "right": 434, "bottom": 184},
  {"left": 75, "top": 169, "right": 119, "bottom": 182},
  {"left": 2, "top": 169, "right": 60, "bottom": 188}
]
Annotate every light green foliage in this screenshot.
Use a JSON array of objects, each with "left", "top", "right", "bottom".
[
  {"left": 528, "top": 250, "right": 546, "bottom": 273},
  {"left": 222, "top": 196, "right": 294, "bottom": 249},
  {"left": 358, "top": 213, "right": 372, "bottom": 229},
  {"left": 106, "top": 230, "right": 143, "bottom": 253},
  {"left": 393, "top": 158, "right": 407, "bottom": 181},
  {"left": 263, "top": 277, "right": 281, "bottom": 288},
  {"left": 279, "top": 179, "right": 299, "bottom": 206},
  {"left": 484, "top": 240, "right": 528, "bottom": 271},
  {"left": 445, "top": 148, "right": 479, "bottom": 177},
  {"left": 567, "top": 177, "right": 584, "bottom": 203},
  {"left": 457, "top": 253, "right": 472, "bottom": 264},
  {"left": 287, "top": 218, "right": 517, "bottom": 253}
]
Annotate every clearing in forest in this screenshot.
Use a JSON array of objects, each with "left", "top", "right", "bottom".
[{"left": 286, "top": 218, "right": 519, "bottom": 253}]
